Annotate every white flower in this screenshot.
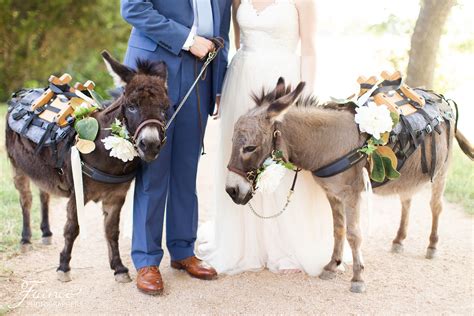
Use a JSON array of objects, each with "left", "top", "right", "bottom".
[
  {"left": 101, "top": 136, "right": 138, "bottom": 162},
  {"left": 354, "top": 101, "right": 393, "bottom": 140},
  {"left": 256, "top": 160, "right": 288, "bottom": 194}
]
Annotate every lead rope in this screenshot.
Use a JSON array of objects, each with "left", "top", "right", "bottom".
[
  {"left": 195, "top": 58, "right": 206, "bottom": 155},
  {"left": 248, "top": 169, "right": 300, "bottom": 219},
  {"left": 165, "top": 39, "right": 223, "bottom": 130}
]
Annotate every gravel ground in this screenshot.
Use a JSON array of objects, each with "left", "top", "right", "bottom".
[{"left": 1, "top": 121, "right": 473, "bottom": 314}]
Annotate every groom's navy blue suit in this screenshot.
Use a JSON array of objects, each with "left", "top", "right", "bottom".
[{"left": 121, "top": 0, "right": 231, "bottom": 269}]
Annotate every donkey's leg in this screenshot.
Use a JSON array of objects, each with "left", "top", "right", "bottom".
[
  {"left": 391, "top": 196, "right": 412, "bottom": 253},
  {"left": 39, "top": 190, "right": 53, "bottom": 245},
  {"left": 345, "top": 195, "right": 365, "bottom": 293},
  {"left": 57, "top": 196, "right": 79, "bottom": 282},
  {"left": 426, "top": 170, "right": 447, "bottom": 259},
  {"left": 13, "top": 172, "right": 33, "bottom": 253},
  {"left": 320, "top": 195, "right": 345, "bottom": 280},
  {"left": 102, "top": 195, "right": 131, "bottom": 283}
]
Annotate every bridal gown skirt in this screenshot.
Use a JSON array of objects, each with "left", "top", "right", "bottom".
[{"left": 196, "top": 50, "right": 339, "bottom": 276}]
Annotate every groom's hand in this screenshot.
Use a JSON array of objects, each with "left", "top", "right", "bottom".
[{"left": 190, "top": 36, "right": 215, "bottom": 59}]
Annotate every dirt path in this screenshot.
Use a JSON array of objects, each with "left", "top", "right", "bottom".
[{"left": 1, "top": 121, "right": 473, "bottom": 314}]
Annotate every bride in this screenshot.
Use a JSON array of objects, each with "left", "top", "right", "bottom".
[{"left": 197, "top": 0, "right": 336, "bottom": 275}]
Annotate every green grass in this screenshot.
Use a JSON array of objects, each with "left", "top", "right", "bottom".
[
  {"left": 0, "top": 105, "right": 41, "bottom": 259},
  {"left": 445, "top": 144, "right": 474, "bottom": 214}
]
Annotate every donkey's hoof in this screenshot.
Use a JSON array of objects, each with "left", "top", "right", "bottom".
[
  {"left": 57, "top": 271, "right": 72, "bottom": 282},
  {"left": 42, "top": 236, "right": 53, "bottom": 245},
  {"left": 391, "top": 243, "right": 404, "bottom": 254},
  {"left": 115, "top": 272, "right": 132, "bottom": 283},
  {"left": 350, "top": 281, "right": 366, "bottom": 293},
  {"left": 319, "top": 269, "right": 336, "bottom": 280},
  {"left": 20, "top": 243, "right": 33, "bottom": 253},
  {"left": 425, "top": 248, "right": 437, "bottom": 259}
]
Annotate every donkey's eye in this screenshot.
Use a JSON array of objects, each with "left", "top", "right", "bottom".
[
  {"left": 243, "top": 146, "right": 257, "bottom": 153},
  {"left": 127, "top": 105, "right": 137, "bottom": 113}
]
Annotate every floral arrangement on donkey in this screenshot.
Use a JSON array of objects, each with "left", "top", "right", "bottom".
[
  {"left": 75, "top": 104, "right": 138, "bottom": 162},
  {"left": 355, "top": 100, "right": 401, "bottom": 183}
]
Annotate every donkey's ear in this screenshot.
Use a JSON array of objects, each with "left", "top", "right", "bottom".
[
  {"left": 101, "top": 50, "right": 135, "bottom": 87},
  {"left": 267, "top": 82, "right": 306, "bottom": 121},
  {"left": 153, "top": 61, "right": 167, "bottom": 81},
  {"left": 273, "top": 77, "right": 286, "bottom": 99}
]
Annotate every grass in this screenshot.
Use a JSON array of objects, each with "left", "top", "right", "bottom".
[
  {"left": 445, "top": 144, "right": 474, "bottom": 214},
  {"left": 0, "top": 104, "right": 41, "bottom": 259}
]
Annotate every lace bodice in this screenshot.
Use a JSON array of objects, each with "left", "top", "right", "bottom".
[{"left": 237, "top": 0, "right": 299, "bottom": 54}]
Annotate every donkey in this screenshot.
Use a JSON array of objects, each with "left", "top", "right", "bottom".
[
  {"left": 225, "top": 78, "right": 473, "bottom": 293},
  {"left": 5, "top": 51, "right": 170, "bottom": 283}
]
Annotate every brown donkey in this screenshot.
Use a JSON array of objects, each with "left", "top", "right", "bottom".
[
  {"left": 225, "top": 78, "right": 473, "bottom": 293},
  {"left": 5, "top": 52, "right": 170, "bottom": 283}
]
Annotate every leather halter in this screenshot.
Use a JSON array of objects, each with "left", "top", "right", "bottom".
[
  {"left": 133, "top": 118, "right": 166, "bottom": 144},
  {"left": 226, "top": 123, "right": 284, "bottom": 191}
]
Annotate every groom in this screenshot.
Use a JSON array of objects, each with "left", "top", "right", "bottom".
[{"left": 121, "top": 0, "right": 231, "bottom": 295}]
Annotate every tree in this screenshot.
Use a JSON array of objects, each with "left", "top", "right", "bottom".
[
  {"left": 0, "top": 0, "right": 130, "bottom": 101},
  {"left": 406, "top": 0, "right": 457, "bottom": 88}
]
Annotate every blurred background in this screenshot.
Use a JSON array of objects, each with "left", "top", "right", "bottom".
[{"left": 0, "top": 0, "right": 472, "bottom": 254}]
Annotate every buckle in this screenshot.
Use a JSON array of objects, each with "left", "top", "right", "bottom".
[
  {"left": 247, "top": 171, "right": 256, "bottom": 182},
  {"left": 425, "top": 124, "right": 433, "bottom": 134}
]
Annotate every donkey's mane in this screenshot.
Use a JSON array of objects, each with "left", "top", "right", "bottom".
[{"left": 252, "top": 88, "right": 356, "bottom": 113}]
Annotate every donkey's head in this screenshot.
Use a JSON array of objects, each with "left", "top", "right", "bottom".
[
  {"left": 226, "top": 78, "right": 305, "bottom": 205},
  {"left": 101, "top": 51, "right": 170, "bottom": 162}
]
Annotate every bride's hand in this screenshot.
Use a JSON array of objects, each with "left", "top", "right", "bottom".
[{"left": 212, "top": 95, "right": 221, "bottom": 120}]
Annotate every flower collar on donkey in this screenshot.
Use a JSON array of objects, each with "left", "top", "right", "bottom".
[
  {"left": 101, "top": 119, "right": 138, "bottom": 162},
  {"left": 73, "top": 103, "right": 138, "bottom": 162}
]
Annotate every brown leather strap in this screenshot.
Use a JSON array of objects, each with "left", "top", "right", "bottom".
[
  {"left": 227, "top": 165, "right": 252, "bottom": 181},
  {"left": 133, "top": 119, "right": 165, "bottom": 140}
]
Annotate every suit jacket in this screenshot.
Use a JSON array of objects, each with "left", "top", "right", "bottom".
[{"left": 121, "top": 0, "right": 231, "bottom": 109}]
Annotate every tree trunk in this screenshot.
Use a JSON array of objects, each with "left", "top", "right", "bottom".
[{"left": 406, "top": 0, "right": 457, "bottom": 89}]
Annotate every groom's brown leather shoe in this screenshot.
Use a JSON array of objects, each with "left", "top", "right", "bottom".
[
  {"left": 137, "top": 266, "right": 164, "bottom": 295},
  {"left": 171, "top": 256, "right": 217, "bottom": 280}
]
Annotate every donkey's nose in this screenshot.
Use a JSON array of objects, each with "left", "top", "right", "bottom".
[
  {"left": 226, "top": 186, "right": 239, "bottom": 200},
  {"left": 138, "top": 139, "right": 160, "bottom": 153}
]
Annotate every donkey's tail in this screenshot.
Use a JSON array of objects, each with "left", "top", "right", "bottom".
[
  {"left": 449, "top": 98, "right": 473, "bottom": 160},
  {"left": 455, "top": 130, "right": 474, "bottom": 160}
]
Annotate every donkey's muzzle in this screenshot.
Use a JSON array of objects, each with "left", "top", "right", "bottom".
[
  {"left": 226, "top": 186, "right": 253, "bottom": 205},
  {"left": 138, "top": 138, "right": 162, "bottom": 162},
  {"left": 135, "top": 125, "right": 165, "bottom": 162}
]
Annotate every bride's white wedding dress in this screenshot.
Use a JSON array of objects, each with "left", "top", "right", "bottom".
[{"left": 197, "top": 0, "right": 336, "bottom": 275}]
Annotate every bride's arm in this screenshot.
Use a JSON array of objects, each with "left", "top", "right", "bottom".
[
  {"left": 295, "top": 0, "right": 317, "bottom": 90},
  {"left": 232, "top": 0, "right": 241, "bottom": 49}
]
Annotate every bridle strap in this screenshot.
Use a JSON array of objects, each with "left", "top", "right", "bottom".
[
  {"left": 226, "top": 123, "right": 285, "bottom": 186},
  {"left": 133, "top": 119, "right": 165, "bottom": 140},
  {"left": 227, "top": 165, "right": 254, "bottom": 182}
]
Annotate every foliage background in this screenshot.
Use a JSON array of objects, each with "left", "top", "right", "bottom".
[{"left": 0, "top": 0, "right": 130, "bottom": 100}]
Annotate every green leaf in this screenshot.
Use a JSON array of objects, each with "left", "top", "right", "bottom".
[
  {"left": 373, "top": 137, "right": 386, "bottom": 145},
  {"left": 359, "top": 142, "right": 377, "bottom": 155},
  {"left": 382, "top": 156, "right": 401, "bottom": 180},
  {"left": 273, "top": 150, "right": 284, "bottom": 160},
  {"left": 74, "top": 117, "right": 99, "bottom": 141},
  {"left": 283, "top": 162, "right": 295, "bottom": 170},
  {"left": 370, "top": 152, "right": 386, "bottom": 183},
  {"left": 74, "top": 105, "right": 97, "bottom": 120},
  {"left": 90, "top": 90, "right": 105, "bottom": 108},
  {"left": 390, "top": 111, "right": 400, "bottom": 128}
]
